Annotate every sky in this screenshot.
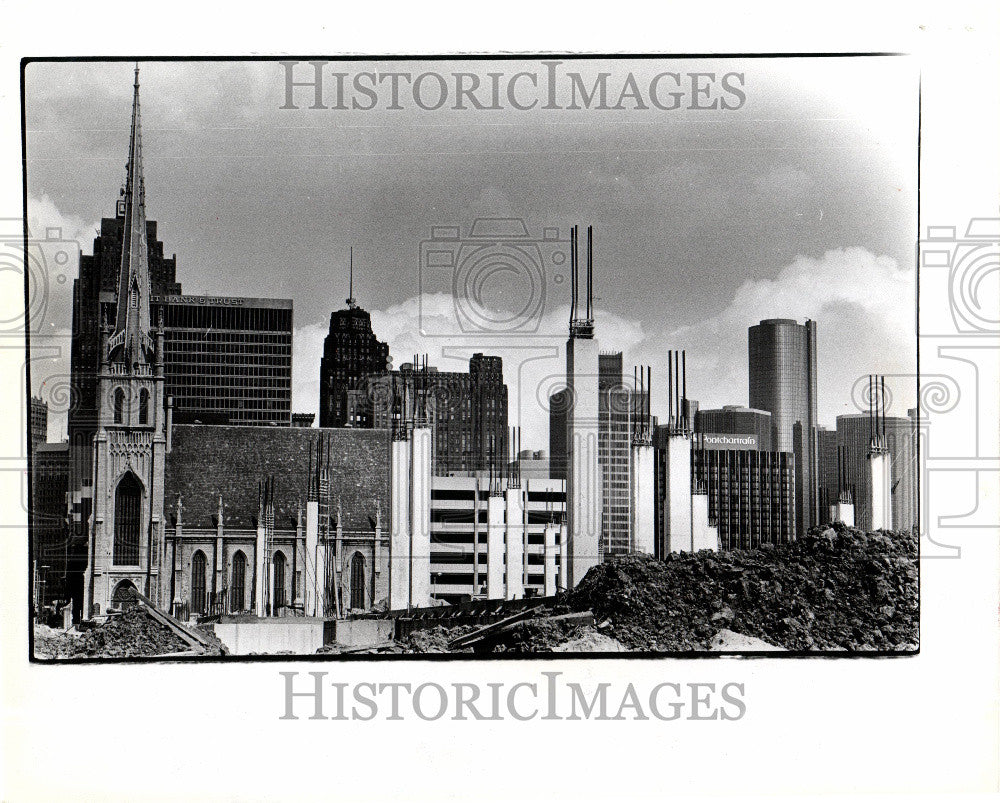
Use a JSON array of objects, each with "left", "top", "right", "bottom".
[{"left": 23, "top": 57, "right": 919, "bottom": 447}]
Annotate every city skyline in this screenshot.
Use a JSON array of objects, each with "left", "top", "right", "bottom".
[{"left": 25, "top": 58, "right": 919, "bottom": 448}]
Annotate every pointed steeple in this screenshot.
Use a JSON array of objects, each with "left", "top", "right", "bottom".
[{"left": 108, "top": 64, "right": 154, "bottom": 365}]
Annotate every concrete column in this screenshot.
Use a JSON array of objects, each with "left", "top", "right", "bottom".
[
  {"left": 304, "top": 500, "right": 319, "bottom": 616},
  {"left": 831, "top": 502, "right": 855, "bottom": 527},
  {"left": 691, "top": 491, "right": 718, "bottom": 552},
  {"left": 389, "top": 438, "right": 410, "bottom": 610},
  {"left": 254, "top": 525, "right": 266, "bottom": 615},
  {"left": 665, "top": 434, "right": 693, "bottom": 553},
  {"left": 334, "top": 511, "right": 344, "bottom": 610},
  {"left": 373, "top": 504, "right": 382, "bottom": 577},
  {"left": 630, "top": 442, "right": 656, "bottom": 554},
  {"left": 543, "top": 524, "right": 558, "bottom": 596},
  {"left": 486, "top": 493, "right": 505, "bottom": 600},
  {"left": 504, "top": 487, "right": 525, "bottom": 600},
  {"left": 566, "top": 336, "right": 601, "bottom": 587},
  {"left": 869, "top": 451, "right": 893, "bottom": 531},
  {"left": 557, "top": 523, "right": 568, "bottom": 591},
  {"left": 409, "top": 427, "right": 432, "bottom": 608}
]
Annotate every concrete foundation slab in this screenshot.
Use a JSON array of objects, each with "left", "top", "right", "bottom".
[
  {"left": 211, "top": 618, "right": 330, "bottom": 655},
  {"left": 334, "top": 618, "right": 394, "bottom": 647}
]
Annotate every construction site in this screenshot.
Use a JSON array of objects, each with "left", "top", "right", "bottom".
[{"left": 33, "top": 521, "right": 918, "bottom": 658}]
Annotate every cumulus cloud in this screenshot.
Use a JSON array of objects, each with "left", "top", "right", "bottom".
[
  {"left": 293, "top": 246, "right": 916, "bottom": 449},
  {"left": 632, "top": 246, "right": 917, "bottom": 426}
]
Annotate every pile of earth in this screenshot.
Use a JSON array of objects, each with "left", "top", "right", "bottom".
[
  {"left": 486, "top": 617, "right": 627, "bottom": 654},
  {"left": 34, "top": 606, "right": 194, "bottom": 659},
  {"left": 560, "top": 524, "right": 918, "bottom": 652}
]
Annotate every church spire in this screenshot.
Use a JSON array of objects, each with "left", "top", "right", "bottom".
[{"left": 108, "top": 63, "right": 154, "bottom": 365}]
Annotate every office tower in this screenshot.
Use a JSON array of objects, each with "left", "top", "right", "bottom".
[
  {"left": 31, "top": 441, "right": 69, "bottom": 605},
  {"left": 29, "top": 396, "right": 48, "bottom": 454},
  {"left": 816, "top": 426, "right": 839, "bottom": 516},
  {"left": 691, "top": 445, "right": 796, "bottom": 550},
  {"left": 748, "top": 318, "right": 818, "bottom": 537},
  {"left": 549, "top": 388, "right": 570, "bottom": 480},
  {"left": 598, "top": 352, "right": 649, "bottom": 557},
  {"left": 159, "top": 295, "right": 293, "bottom": 425},
  {"left": 836, "top": 408, "right": 917, "bottom": 533},
  {"left": 694, "top": 405, "right": 773, "bottom": 450},
  {"left": 370, "top": 354, "right": 508, "bottom": 476},
  {"left": 318, "top": 255, "right": 390, "bottom": 427},
  {"left": 689, "top": 403, "right": 796, "bottom": 549}
]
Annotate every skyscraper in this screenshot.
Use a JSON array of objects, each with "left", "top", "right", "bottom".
[
  {"left": 598, "top": 352, "right": 650, "bottom": 557},
  {"left": 31, "top": 441, "right": 69, "bottom": 606},
  {"left": 748, "top": 318, "right": 818, "bottom": 537},
  {"left": 158, "top": 294, "right": 293, "bottom": 425},
  {"left": 816, "top": 425, "right": 840, "bottom": 515},
  {"left": 318, "top": 265, "right": 390, "bottom": 428},
  {"left": 369, "top": 354, "right": 508, "bottom": 476},
  {"left": 836, "top": 411, "right": 918, "bottom": 532},
  {"left": 695, "top": 405, "right": 772, "bottom": 451},
  {"left": 29, "top": 396, "right": 48, "bottom": 454}
]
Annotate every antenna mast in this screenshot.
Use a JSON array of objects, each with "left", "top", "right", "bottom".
[{"left": 347, "top": 247, "right": 357, "bottom": 309}]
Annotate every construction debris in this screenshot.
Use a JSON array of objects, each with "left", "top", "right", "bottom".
[
  {"left": 34, "top": 606, "right": 192, "bottom": 659},
  {"left": 34, "top": 525, "right": 916, "bottom": 657},
  {"left": 562, "top": 525, "right": 918, "bottom": 652},
  {"left": 34, "top": 590, "right": 227, "bottom": 659}
]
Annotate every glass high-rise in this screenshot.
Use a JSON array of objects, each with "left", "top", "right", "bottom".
[{"left": 748, "top": 318, "right": 818, "bottom": 537}]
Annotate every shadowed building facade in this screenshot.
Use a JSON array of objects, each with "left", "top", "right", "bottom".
[
  {"left": 835, "top": 411, "right": 918, "bottom": 533},
  {"left": 366, "top": 355, "right": 509, "bottom": 476},
  {"left": 319, "top": 300, "right": 389, "bottom": 428},
  {"left": 164, "top": 425, "right": 391, "bottom": 617}
]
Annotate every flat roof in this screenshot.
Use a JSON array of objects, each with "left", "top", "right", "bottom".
[{"left": 153, "top": 294, "right": 293, "bottom": 309}]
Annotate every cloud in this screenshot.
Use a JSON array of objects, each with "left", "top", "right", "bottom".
[
  {"left": 292, "top": 246, "right": 916, "bottom": 449},
  {"left": 292, "top": 293, "right": 645, "bottom": 448},
  {"left": 636, "top": 246, "right": 917, "bottom": 426}
]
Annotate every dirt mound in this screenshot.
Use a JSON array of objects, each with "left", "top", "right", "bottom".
[
  {"left": 400, "top": 625, "right": 477, "bottom": 654},
  {"left": 488, "top": 617, "right": 627, "bottom": 653},
  {"left": 34, "top": 607, "right": 193, "bottom": 659},
  {"left": 562, "top": 526, "right": 918, "bottom": 652}
]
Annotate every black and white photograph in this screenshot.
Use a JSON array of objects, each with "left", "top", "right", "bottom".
[
  {"left": 24, "top": 56, "right": 920, "bottom": 658},
  {"left": 2, "top": 5, "right": 998, "bottom": 800}
]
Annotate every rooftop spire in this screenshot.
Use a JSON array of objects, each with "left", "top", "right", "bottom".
[
  {"left": 346, "top": 246, "right": 357, "bottom": 309},
  {"left": 108, "top": 62, "right": 153, "bottom": 365}
]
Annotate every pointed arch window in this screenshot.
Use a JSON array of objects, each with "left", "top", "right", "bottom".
[
  {"left": 231, "top": 551, "right": 247, "bottom": 612},
  {"left": 138, "top": 388, "right": 149, "bottom": 425},
  {"left": 113, "top": 388, "right": 126, "bottom": 424},
  {"left": 113, "top": 473, "right": 142, "bottom": 565},
  {"left": 273, "top": 551, "right": 286, "bottom": 611},
  {"left": 129, "top": 280, "right": 139, "bottom": 309},
  {"left": 350, "top": 552, "right": 365, "bottom": 611},
  {"left": 191, "top": 550, "right": 207, "bottom": 614}
]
